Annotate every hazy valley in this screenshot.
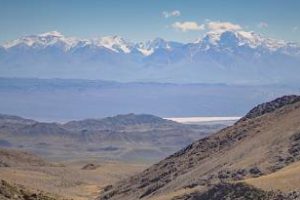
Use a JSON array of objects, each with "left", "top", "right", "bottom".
[
  {"left": 0, "top": 112, "right": 228, "bottom": 199},
  {"left": 0, "top": 113, "right": 226, "bottom": 162}
]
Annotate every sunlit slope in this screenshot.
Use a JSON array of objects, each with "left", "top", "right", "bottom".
[{"left": 245, "top": 160, "right": 300, "bottom": 192}]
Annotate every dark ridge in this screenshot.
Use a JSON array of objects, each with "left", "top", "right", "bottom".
[
  {"left": 21, "top": 122, "right": 70, "bottom": 136},
  {"left": 100, "top": 113, "right": 171, "bottom": 125},
  {"left": 0, "top": 114, "right": 36, "bottom": 125},
  {"left": 240, "top": 95, "right": 300, "bottom": 121},
  {"left": 63, "top": 113, "right": 176, "bottom": 130},
  {"left": 174, "top": 183, "right": 300, "bottom": 200}
]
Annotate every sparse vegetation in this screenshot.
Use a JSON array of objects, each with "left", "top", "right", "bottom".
[
  {"left": 173, "top": 183, "right": 300, "bottom": 200},
  {"left": 0, "top": 179, "right": 59, "bottom": 200}
]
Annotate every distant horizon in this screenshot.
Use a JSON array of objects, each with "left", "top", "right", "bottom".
[
  {"left": 0, "top": 77, "right": 298, "bottom": 122},
  {"left": 0, "top": 76, "right": 298, "bottom": 87}
]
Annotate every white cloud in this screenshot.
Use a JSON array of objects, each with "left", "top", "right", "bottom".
[
  {"left": 257, "top": 22, "right": 268, "bottom": 28},
  {"left": 170, "top": 20, "right": 246, "bottom": 33},
  {"left": 162, "top": 10, "right": 181, "bottom": 18},
  {"left": 172, "top": 21, "right": 205, "bottom": 32},
  {"left": 207, "top": 21, "right": 242, "bottom": 31}
]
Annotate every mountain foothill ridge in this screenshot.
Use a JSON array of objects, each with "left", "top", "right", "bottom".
[{"left": 97, "top": 95, "right": 300, "bottom": 200}]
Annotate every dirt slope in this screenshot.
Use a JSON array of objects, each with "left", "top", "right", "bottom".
[
  {"left": 0, "top": 148, "right": 50, "bottom": 167},
  {"left": 245, "top": 160, "right": 300, "bottom": 192}
]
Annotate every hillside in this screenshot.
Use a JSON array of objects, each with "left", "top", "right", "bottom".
[
  {"left": 0, "top": 149, "right": 68, "bottom": 199},
  {"left": 97, "top": 95, "right": 300, "bottom": 200},
  {"left": 0, "top": 179, "right": 59, "bottom": 200},
  {"left": 172, "top": 183, "right": 300, "bottom": 200}
]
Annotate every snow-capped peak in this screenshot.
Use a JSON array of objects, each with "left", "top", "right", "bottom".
[
  {"left": 93, "top": 35, "right": 133, "bottom": 53},
  {"left": 2, "top": 32, "right": 135, "bottom": 53},
  {"left": 38, "top": 31, "right": 64, "bottom": 38},
  {"left": 136, "top": 38, "right": 179, "bottom": 56},
  {"left": 3, "top": 31, "right": 80, "bottom": 50},
  {"left": 197, "top": 30, "right": 289, "bottom": 51}
]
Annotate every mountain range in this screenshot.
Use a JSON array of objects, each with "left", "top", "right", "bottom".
[
  {"left": 1, "top": 30, "right": 300, "bottom": 84},
  {"left": 0, "top": 113, "right": 224, "bottom": 161}
]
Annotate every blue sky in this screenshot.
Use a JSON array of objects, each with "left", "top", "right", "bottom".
[{"left": 0, "top": 0, "right": 300, "bottom": 43}]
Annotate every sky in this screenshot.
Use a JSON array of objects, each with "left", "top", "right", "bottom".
[{"left": 0, "top": 0, "right": 300, "bottom": 43}]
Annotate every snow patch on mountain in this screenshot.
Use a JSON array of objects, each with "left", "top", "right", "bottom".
[
  {"left": 3, "top": 31, "right": 80, "bottom": 51},
  {"left": 136, "top": 38, "right": 177, "bottom": 56}
]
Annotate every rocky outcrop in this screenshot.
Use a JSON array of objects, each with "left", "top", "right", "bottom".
[
  {"left": 0, "top": 180, "right": 57, "bottom": 200},
  {"left": 82, "top": 163, "right": 100, "bottom": 170},
  {"left": 241, "top": 95, "right": 300, "bottom": 121}
]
